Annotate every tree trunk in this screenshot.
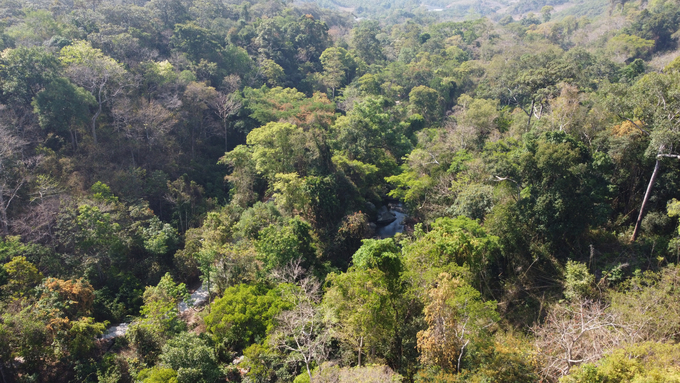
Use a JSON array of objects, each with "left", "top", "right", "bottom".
[
  {"left": 0, "top": 363, "right": 7, "bottom": 383},
  {"left": 305, "top": 358, "right": 313, "bottom": 381},
  {"left": 0, "top": 185, "right": 8, "bottom": 237},
  {"left": 358, "top": 336, "right": 363, "bottom": 367},
  {"left": 224, "top": 121, "right": 228, "bottom": 152},
  {"left": 191, "top": 125, "right": 195, "bottom": 160},
  {"left": 92, "top": 87, "right": 103, "bottom": 145},
  {"left": 631, "top": 158, "right": 661, "bottom": 242},
  {"left": 526, "top": 99, "right": 535, "bottom": 131},
  {"left": 206, "top": 274, "right": 212, "bottom": 313},
  {"left": 70, "top": 128, "right": 77, "bottom": 151}
]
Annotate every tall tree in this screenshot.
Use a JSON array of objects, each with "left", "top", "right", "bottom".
[
  {"left": 0, "top": 126, "right": 26, "bottom": 237},
  {"left": 60, "top": 41, "right": 128, "bottom": 145},
  {"left": 208, "top": 91, "right": 241, "bottom": 152}
]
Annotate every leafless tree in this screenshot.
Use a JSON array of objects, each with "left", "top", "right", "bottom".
[
  {"left": 0, "top": 125, "right": 26, "bottom": 236},
  {"left": 532, "top": 298, "right": 628, "bottom": 381},
  {"left": 112, "top": 98, "right": 177, "bottom": 165},
  {"left": 208, "top": 92, "right": 241, "bottom": 152},
  {"left": 12, "top": 175, "right": 63, "bottom": 245},
  {"left": 269, "top": 260, "right": 331, "bottom": 381}
]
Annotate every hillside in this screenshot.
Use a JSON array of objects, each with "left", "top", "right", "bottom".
[
  {"left": 1, "top": 0, "right": 680, "bottom": 382},
  {"left": 302, "top": 0, "right": 608, "bottom": 22}
]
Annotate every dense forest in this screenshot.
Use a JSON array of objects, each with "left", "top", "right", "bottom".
[{"left": 2, "top": 0, "right": 680, "bottom": 381}]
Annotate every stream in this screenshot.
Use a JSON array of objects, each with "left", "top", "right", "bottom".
[
  {"left": 100, "top": 282, "right": 210, "bottom": 340},
  {"left": 375, "top": 203, "right": 407, "bottom": 238},
  {"left": 101, "top": 204, "right": 408, "bottom": 340}
]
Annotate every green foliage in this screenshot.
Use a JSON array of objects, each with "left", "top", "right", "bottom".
[
  {"left": 352, "top": 238, "right": 402, "bottom": 281},
  {"left": 255, "top": 217, "right": 318, "bottom": 273},
  {"left": 5, "top": 1, "right": 680, "bottom": 381},
  {"left": 609, "top": 265, "right": 680, "bottom": 342},
  {"left": 447, "top": 184, "right": 494, "bottom": 221},
  {"left": 402, "top": 217, "right": 500, "bottom": 292},
  {"left": 235, "top": 202, "right": 283, "bottom": 240},
  {"left": 141, "top": 216, "right": 179, "bottom": 255},
  {"left": 0, "top": 46, "right": 59, "bottom": 106},
  {"left": 159, "top": 332, "right": 222, "bottom": 383},
  {"left": 313, "top": 364, "right": 404, "bottom": 382},
  {"left": 351, "top": 20, "right": 385, "bottom": 65},
  {"left": 138, "top": 367, "right": 179, "bottom": 383},
  {"left": 485, "top": 132, "right": 609, "bottom": 256},
  {"left": 562, "top": 342, "right": 680, "bottom": 383},
  {"left": 32, "top": 77, "right": 95, "bottom": 146},
  {"left": 2, "top": 256, "right": 43, "bottom": 297},
  {"left": 91, "top": 182, "right": 118, "bottom": 203},
  {"left": 332, "top": 97, "right": 412, "bottom": 175},
  {"left": 417, "top": 273, "right": 499, "bottom": 373},
  {"left": 204, "top": 283, "right": 290, "bottom": 351},
  {"left": 323, "top": 267, "right": 396, "bottom": 366},
  {"left": 666, "top": 56, "right": 680, "bottom": 73},
  {"left": 246, "top": 122, "right": 313, "bottom": 182},
  {"left": 127, "top": 273, "right": 189, "bottom": 363},
  {"left": 242, "top": 86, "right": 335, "bottom": 127},
  {"left": 607, "top": 34, "right": 655, "bottom": 61},
  {"left": 408, "top": 86, "right": 441, "bottom": 124},
  {"left": 563, "top": 261, "right": 595, "bottom": 300}
]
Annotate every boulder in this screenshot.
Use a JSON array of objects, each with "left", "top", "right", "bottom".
[{"left": 376, "top": 206, "right": 397, "bottom": 226}]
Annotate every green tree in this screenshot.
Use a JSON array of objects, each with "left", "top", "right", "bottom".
[
  {"left": 241, "top": 86, "right": 335, "bottom": 127},
  {"left": 60, "top": 40, "right": 128, "bottom": 144},
  {"left": 137, "top": 368, "right": 179, "bottom": 383},
  {"left": 32, "top": 77, "right": 96, "bottom": 150},
  {"left": 351, "top": 20, "right": 385, "bottom": 65},
  {"left": 319, "top": 47, "right": 357, "bottom": 98},
  {"left": 260, "top": 58, "right": 285, "bottom": 87},
  {"left": 607, "top": 33, "right": 655, "bottom": 62},
  {"left": 417, "top": 273, "right": 499, "bottom": 373},
  {"left": 408, "top": 85, "right": 441, "bottom": 124},
  {"left": 332, "top": 97, "right": 412, "bottom": 176},
  {"left": 484, "top": 132, "right": 608, "bottom": 256},
  {"left": 159, "top": 332, "right": 222, "bottom": 383},
  {"left": 2, "top": 256, "right": 42, "bottom": 298},
  {"left": 171, "top": 23, "right": 223, "bottom": 65},
  {"left": 127, "top": 273, "right": 189, "bottom": 364},
  {"left": 204, "top": 283, "right": 290, "bottom": 351},
  {"left": 562, "top": 342, "right": 680, "bottom": 383},
  {"left": 402, "top": 217, "right": 500, "bottom": 295},
  {"left": 0, "top": 46, "right": 59, "bottom": 108},
  {"left": 324, "top": 267, "right": 394, "bottom": 367},
  {"left": 247, "top": 122, "right": 309, "bottom": 182},
  {"left": 255, "top": 217, "right": 318, "bottom": 274},
  {"left": 219, "top": 145, "right": 258, "bottom": 208}
]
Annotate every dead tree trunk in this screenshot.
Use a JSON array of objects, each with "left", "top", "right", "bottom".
[{"left": 631, "top": 152, "right": 680, "bottom": 242}]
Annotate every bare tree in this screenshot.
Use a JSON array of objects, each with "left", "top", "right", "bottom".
[
  {"left": 113, "top": 98, "right": 177, "bottom": 165},
  {"left": 208, "top": 92, "right": 241, "bottom": 152},
  {"left": 12, "top": 175, "right": 63, "bottom": 245},
  {"left": 269, "top": 260, "right": 331, "bottom": 381},
  {"left": 532, "top": 298, "right": 627, "bottom": 381},
  {"left": 0, "top": 125, "right": 26, "bottom": 236}
]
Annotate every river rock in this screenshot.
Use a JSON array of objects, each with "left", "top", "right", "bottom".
[{"left": 376, "top": 206, "right": 397, "bottom": 225}]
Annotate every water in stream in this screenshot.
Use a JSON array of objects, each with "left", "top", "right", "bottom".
[
  {"left": 375, "top": 203, "right": 407, "bottom": 238},
  {"left": 102, "top": 204, "right": 408, "bottom": 339},
  {"left": 101, "top": 282, "right": 210, "bottom": 340}
]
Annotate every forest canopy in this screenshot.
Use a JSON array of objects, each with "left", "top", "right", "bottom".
[{"left": 2, "top": 0, "right": 680, "bottom": 382}]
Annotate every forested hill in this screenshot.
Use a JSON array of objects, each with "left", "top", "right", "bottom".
[
  {"left": 2, "top": 0, "right": 680, "bottom": 381},
  {"left": 307, "top": 0, "right": 609, "bottom": 23}
]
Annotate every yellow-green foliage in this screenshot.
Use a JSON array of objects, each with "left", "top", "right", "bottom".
[{"left": 562, "top": 342, "right": 680, "bottom": 383}]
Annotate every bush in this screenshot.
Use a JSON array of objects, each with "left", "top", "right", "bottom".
[{"left": 562, "top": 342, "right": 680, "bottom": 383}]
